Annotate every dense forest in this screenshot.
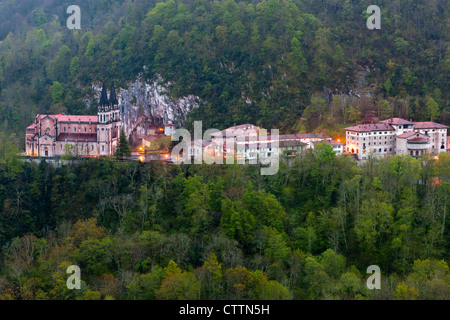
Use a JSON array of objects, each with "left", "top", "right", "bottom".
[
  {"left": 0, "top": 0, "right": 449, "bottom": 149},
  {"left": 0, "top": 141, "right": 449, "bottom": 299}
]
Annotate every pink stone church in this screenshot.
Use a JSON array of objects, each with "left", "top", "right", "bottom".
[{"left": 26, "top": 82, "right": 121, "bottom": 158}]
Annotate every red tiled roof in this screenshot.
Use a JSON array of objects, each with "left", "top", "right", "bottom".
[
  {"left": 279, "top": 133, "right": 332, "bottom": 140},
  {"left": 210, "top": 124, "right": 260, "bottom": 137},
  {"left": 397, "top": 131, "right": 418, "bottom": 139},
  {"left": 142, "top": 134, "right": 164, "bottom": 142},
  {"left": 345, "top": 123, "right": 395, "bottom": 132},
  {"left": 408, "top": 137, "right": 429, "bottom": 144},
  {"left": 57, "top": 133, "right": 97, "bottom": 142},
  {"left": 380, "top": 118, "right": 414, "bottom": 125},
  {"left": 413, "top": 122, "right": 448, "bottom": 129},
  {"left": 38, "top": 114, "right": 98, "bottom": 123}
]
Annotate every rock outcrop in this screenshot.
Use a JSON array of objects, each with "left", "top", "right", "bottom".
[{"left": 92, "top": 77, "right": 199, "bottom": 145}]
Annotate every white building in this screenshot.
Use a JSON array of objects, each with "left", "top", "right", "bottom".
[
  {"left": 209, "top": 125, "right": 333, "bottom": 162},
  {"left": 345, "top": 118, "right": 448, "bottom": 160}
]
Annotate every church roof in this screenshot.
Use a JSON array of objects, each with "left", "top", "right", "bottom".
[
  {"left": 57, "top": 133, "right": 97, "bottom": 142},
  {"left": 37, "top": 114, "right": 97, "bottom": 123}
]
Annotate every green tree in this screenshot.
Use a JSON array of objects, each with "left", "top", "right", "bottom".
[
  {"left": 260, "top": 280, "right": 291, "bottom": 300},
  {"left": 117, "top": 129, "right": 131, "bottom": 160},
  {"left": 50, "top": 81, "right": 64, "bottom": 105},
  {"left": 425, "top": 97, "right": 440, "bottom": 122}
]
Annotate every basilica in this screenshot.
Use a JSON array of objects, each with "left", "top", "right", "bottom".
[{"left": 26, "top": 82, "right": 121, "bottom": 158}]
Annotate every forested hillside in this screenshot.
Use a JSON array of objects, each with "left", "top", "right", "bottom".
[
  {"left": 0, "top": 144, "right": 449, "bottom": 299},
  {"left": 0, "top": 0, "right": 449, "bottom": 301},
  {"left": 0, "top": 0, "right": 448, "bottom": 149}
]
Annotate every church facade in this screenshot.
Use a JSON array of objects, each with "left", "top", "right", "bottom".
[{"left": 26, "top": 83, "right": 121, "bottom": 158}]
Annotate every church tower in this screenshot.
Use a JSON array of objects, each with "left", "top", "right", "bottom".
[
  {"left": 98, "top": 82, "right": 121, "bottom": 156},
  {"left": 109, "top": 81, "right": 121, "bottom": 155}
]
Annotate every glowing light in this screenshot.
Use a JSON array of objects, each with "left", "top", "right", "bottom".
[{"left": 139, "top": 156, "right": 144, "bottom": 162}]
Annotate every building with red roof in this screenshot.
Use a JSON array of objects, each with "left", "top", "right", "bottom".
[
  {"left": 26, "top": 82, "right": 121, "bottom": 158},
  {"left": 345, "top": 117, "right": 448, "bottom": 160}
]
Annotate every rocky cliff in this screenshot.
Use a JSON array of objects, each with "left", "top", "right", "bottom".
[{"left": 93, "top": 77, "right": 200, "bottom": 145}]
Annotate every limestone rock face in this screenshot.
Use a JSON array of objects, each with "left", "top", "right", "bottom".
[{"left": 93, "top": 78, "right": 199, "bottom": 145}]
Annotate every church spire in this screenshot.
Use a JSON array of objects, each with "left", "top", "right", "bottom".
[
  {"left": 109, "top": 81, "right": 118, "bottom": 108},
  {"left": 99, "top": 82, "right": 109, "bottom": 109}
]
